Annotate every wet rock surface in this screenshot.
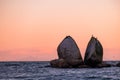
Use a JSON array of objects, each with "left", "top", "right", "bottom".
[
  {"left": 50, "top": 59, "right": 69, "bottom": 68},
  {"left": 95, "top": 63, "right": 111, "bottom": 68}
]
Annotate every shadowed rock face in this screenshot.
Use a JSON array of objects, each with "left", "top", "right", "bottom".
[
  {"left": 57, "top": 36, "right": 82, "bottom": 60},
  {"left": 84, "top": 36, "right": 103, "bottom": 67}
]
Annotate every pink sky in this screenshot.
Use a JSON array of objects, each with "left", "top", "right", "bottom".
[{"left": 0, "top": 0, "right": 120, "bottom": 61}]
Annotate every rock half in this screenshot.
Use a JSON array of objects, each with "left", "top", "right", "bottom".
[
  {"left": 57, "top": 36, "right": 82, "bottom": 60},
  {"left": 50, "top": 36, "right": 83, "bottom": 68},
  {"left": 84, "top": 36, "right": 103, "bottom": 67}
]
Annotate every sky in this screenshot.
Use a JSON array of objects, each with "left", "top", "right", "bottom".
[{"left": 0, "top": 0, "right": 120, "bottom": 61}]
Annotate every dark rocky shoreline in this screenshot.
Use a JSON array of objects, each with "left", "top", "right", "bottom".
[{"left": 49, "top": 61, "right": 120, "bottom": 68}]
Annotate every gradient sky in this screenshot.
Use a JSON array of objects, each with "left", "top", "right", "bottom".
[{"left": 0, "top": 0, "right": 120, "bottom": 61}]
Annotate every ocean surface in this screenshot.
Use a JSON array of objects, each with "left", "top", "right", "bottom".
[{"left": 0, "top": 61, "right": 120, "bottom": 80}]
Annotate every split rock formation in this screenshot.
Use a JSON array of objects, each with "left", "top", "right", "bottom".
[{"left": 50, "top": 36, "right": 112, "bottom": 68}]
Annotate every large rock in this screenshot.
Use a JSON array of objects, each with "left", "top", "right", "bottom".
[
  {"left": 50, "top": 36, "right": 83, "bottom": 68},
  {"left": 57, "top": 36, "right": 83, "bottom": 60},
  {"left": 84, "top": 36, "right": 103, "bottom": 67}
]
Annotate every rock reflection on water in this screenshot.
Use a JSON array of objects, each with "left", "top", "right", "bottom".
[{"left": 0, "top": 61, "right": 120, "bottom": 80}]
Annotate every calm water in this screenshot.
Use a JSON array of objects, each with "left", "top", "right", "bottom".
[{"left": 0, "top": 61, "right": 120, "bottom": 80}]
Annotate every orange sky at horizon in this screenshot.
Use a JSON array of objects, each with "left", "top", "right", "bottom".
[{"left": 0, "top": 0, "right": 120, "bottom": 61}]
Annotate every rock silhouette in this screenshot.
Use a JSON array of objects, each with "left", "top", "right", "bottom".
[
  {"left": 84, "top": 36, "right": 103, "bottom": 67},
  {"left": 50, "top": 36, "right": 83, "bottom": 68},
  {"left": 57, "top": 36, "right": 82, "bottom": 60},
  {"left": 50, "top": 35, "right": 113, "bottom": 68},
  {"left": 116, "top": 62, "right": 120, "bottom": 67}
]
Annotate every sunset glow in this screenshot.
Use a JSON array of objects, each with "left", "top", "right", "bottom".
[{"left": 0, "top": 0, "right": 120, "bottom": 61}]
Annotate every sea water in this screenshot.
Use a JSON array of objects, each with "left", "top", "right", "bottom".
[{"left": 0, "top": 61, "right": 120, "bottom": 80}]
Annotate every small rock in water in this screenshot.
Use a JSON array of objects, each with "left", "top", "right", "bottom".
[
  {"left": 44, "top": 65, "right": 51, "bottom": 68},
  {"left": 84, "top": 36, "right": 103, "bottom": 67},
  {"left": 50, "top": 59, "right": 69, "bottom": 68},
  {"left": 96, "top": 63, "right": 111, "bottom": 68},
  {"left": 116, "top": 62, "right": 120, "bottom": 67}
]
